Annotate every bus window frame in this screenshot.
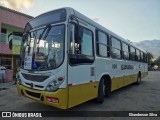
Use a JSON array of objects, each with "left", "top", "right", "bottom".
[
  {"left": 136, "top": 49, "right": 141, "bottom": 62},
  {"left": 96, "top": 29, "right": 110, "bottom": 58},
  {"left": 110, "top": 36, "right": 122, "bottom": 60},
  {"left": 129, "top": 46, "right": 136, "bottom": 61},
  {"left": 68, "top": 23, "right": 95, "bottom": 65},
  {"left": 122, "top": 42, "right": 130, "bottom": 60}
]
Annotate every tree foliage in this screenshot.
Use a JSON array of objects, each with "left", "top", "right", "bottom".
[
  {"left": 146, "top": 52, "right": 154, "bottom": 64},
  {"left": 154, "top": 56, "right": 160, "bottom": 66}
]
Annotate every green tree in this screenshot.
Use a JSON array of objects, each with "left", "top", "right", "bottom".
[
  {"left": 154, "top": 56, "right": 160, "bottom": 66},
  {"left": 146, "top": 52, "right": 154, "bottom": 64}
]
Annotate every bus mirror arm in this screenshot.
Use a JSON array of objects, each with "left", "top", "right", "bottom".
[
  {"left": 13, "top": 32, "right": 23, "bottom": 36},
  {"left": 8, "top": 33, "right": 13, "bottom": 50},
  {"left": 69, "top": 15, "right": 80, "bottom": 31},
  {"left": 69, "top": 15, "right": 80, "bottom": 47}
]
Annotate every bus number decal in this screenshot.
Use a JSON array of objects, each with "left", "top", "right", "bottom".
[
  {"left": 112, "top": 64, "right": 117, "bottom": 69},
  {"left": 121, "top": 64, "right": 134, "bottom": 70}
]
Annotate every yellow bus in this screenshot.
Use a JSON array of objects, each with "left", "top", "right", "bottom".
[{"left": 9, "top": 7, "right": 148, "bottom": 109}]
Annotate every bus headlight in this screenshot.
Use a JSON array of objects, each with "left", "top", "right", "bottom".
[{"left": 46, "top": 77, "right": 64, "bottom": 91}]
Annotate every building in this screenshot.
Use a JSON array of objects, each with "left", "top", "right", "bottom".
[{"left": 0, "top": 6, "right": 33, "bottom": 82}]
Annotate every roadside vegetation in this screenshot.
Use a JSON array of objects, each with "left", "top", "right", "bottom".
[{"left": 147, "top": 52, "right": 160, "bottom": 71}]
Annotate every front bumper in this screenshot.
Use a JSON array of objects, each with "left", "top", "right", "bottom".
[{"left": 16, "top": 83, "right": 68, "bottom": 109}]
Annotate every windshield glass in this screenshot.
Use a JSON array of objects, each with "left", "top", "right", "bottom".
[
  {"left": 25, "top": 9, "right": 66, "bottom": 31},
  {"left": 21, "top": 25, "right": 65, "bottom": 70}
]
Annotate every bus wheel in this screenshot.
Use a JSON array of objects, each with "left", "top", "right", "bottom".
[
  {"left": 105, "top": 80, "right": 111, "bottom": 97},
  {"left": 95, "top": 78, "right": 105, "bottom": 103},
  {"left": 136, "top": 73, "right": 141, "bottom": 85}
]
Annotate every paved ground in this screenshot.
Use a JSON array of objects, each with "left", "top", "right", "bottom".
[{"left": 0, "top": 71, "right": 160, "bottom": 119}]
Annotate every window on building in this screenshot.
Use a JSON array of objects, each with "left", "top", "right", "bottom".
[
  {"left": 122, "top": 42, "right": 129, "bottom": 60},
  {"left": 0, "top": 57, "right": 12, "bottom": 69},
  {"left": 96, "top": 31, "right": 109, "bottom": 57},
  {"left": 1, "top": 28, "right": 7, "bottom": 43},
  {"left": 1, "top": 28, "right": 7, "bottom": 34},
  {"left": 12, "top": 31, "right": 23, "bottom": 45},
  {"left": 111, "top": 37, "right": 121, "bottom": 59}
]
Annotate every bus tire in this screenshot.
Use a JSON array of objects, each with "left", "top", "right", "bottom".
[
  {"left": 95, "top": 78, "right": 105, "bottom": 103},
  {"left": 136, "top": 73, "right": 141, "bottom": 85},
  {"left": 105, "top": 79, "right": 111, "bottom": 97}
]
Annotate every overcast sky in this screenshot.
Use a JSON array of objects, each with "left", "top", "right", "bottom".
[{"left": 1, "top": 0, "right": 160, "bottom": 42}]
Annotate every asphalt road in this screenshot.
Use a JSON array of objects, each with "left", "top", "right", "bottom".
[{"left": 0, "top": 71, "right": 160, "bottom": 119}]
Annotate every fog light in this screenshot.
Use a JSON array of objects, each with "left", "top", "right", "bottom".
[{"left": 46, "top": 96, "right": 59, "bottom": 103}]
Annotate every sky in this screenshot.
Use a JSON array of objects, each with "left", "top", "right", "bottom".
[{"left": 1, "top": 0, "right": 160, "bottom": 42}]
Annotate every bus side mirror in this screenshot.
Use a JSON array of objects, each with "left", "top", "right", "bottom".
[
  {"left": 25, "top": 45, "right": 31, "bottom": 54},
  {"left": 9, "top": 39, "right": 13, "bottom": 50},
  {"left": 8, "top": 33, "right": 13, "bottom": 50},
  {"left": 8, "top": 32, "right": 23, "bottom": 50}
]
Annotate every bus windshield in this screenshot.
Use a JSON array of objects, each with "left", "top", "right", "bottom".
[
  {"left": 25, "top": 9, "right": 66, "bottom": 31},
  {"left": 21, "top": 24, "right": 65, "bottom": 70}
]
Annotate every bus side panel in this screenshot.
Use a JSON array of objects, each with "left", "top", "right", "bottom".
[
  {"left": 123, "top": 61, "right": 137, "bottom": 86},
  {"left": 111, "top": 76, "right": 124, "bottom": 91},
  {"left": 68, "top": 82, "right": 98, "bottom": 108},
  {"left": 142, "top": 63, "right": 148, "bottom": 78},
  {"left": 67, "top": 65, "right": 97, "bottom": 108},
  {"left": 123, "top": 74, "right": 137, "bottom": 86},
  {"left": 95, "top": 58, "right": 125, "bottom": 91}
]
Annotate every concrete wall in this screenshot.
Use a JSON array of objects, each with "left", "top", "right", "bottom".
[
  {"left": 0, "top": 6, "right": 32, "bottom": 29},
  {"left": 0, "top": 6, "right": 33, "bottom": 82},
  {"left": 0, "top": 6, "right": 32, "bottom": 55}
]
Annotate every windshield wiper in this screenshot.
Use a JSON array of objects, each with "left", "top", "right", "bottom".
[
  {"left": 37, "top": 24, "right": 52, "bottom": 54},
  {"left": 38, "top": 24, "right": 51, "bottom": 44}
]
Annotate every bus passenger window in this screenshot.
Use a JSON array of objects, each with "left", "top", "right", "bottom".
[
  {"left": 81, "top": 29, "right": 93, "bottom": 56},
  {"left": 136, "top": 50, "right": 141, "bottom": 62},
  {"left": 122, "top": 43, "right": 129, "bottom": 60},
  {"left": 143, "top": 53, "right": 146, "bottom": 63},
  {"left": 140, "top": 52, "right": 144, "bottom": 62},
  {"left": 111, "top": 37, "right": 121, "bottom": 59},
  {"left": 69, "top": 24, "right": 94, "bottom": 64},
  {"left": 73, "top": 26, "right": 93, "bottom": 56},
  {"left": 130, "top": 47, "right": 136, "bottom": 61},
  {"left": 96, "top": 31, "right": 109, "bottom": 57}
]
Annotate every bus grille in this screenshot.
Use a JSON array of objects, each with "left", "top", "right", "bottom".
[
  {"left": 22, "top": 73, "right": 49, "bottom": 82},
  {"left": 26, "top": 90, "right": 41, "bottom": 98}
]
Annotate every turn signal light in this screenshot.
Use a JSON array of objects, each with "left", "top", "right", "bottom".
[{"left": 58, "top": 77, "right": 64, "bottom": 81}]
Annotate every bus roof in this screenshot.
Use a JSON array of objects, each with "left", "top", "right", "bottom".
[
  {"left": 28, "top": 7, "right": 146, "bottom": 53},
  {"left": 69, "top": 7, "right": 146, "bottom": 53}
]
